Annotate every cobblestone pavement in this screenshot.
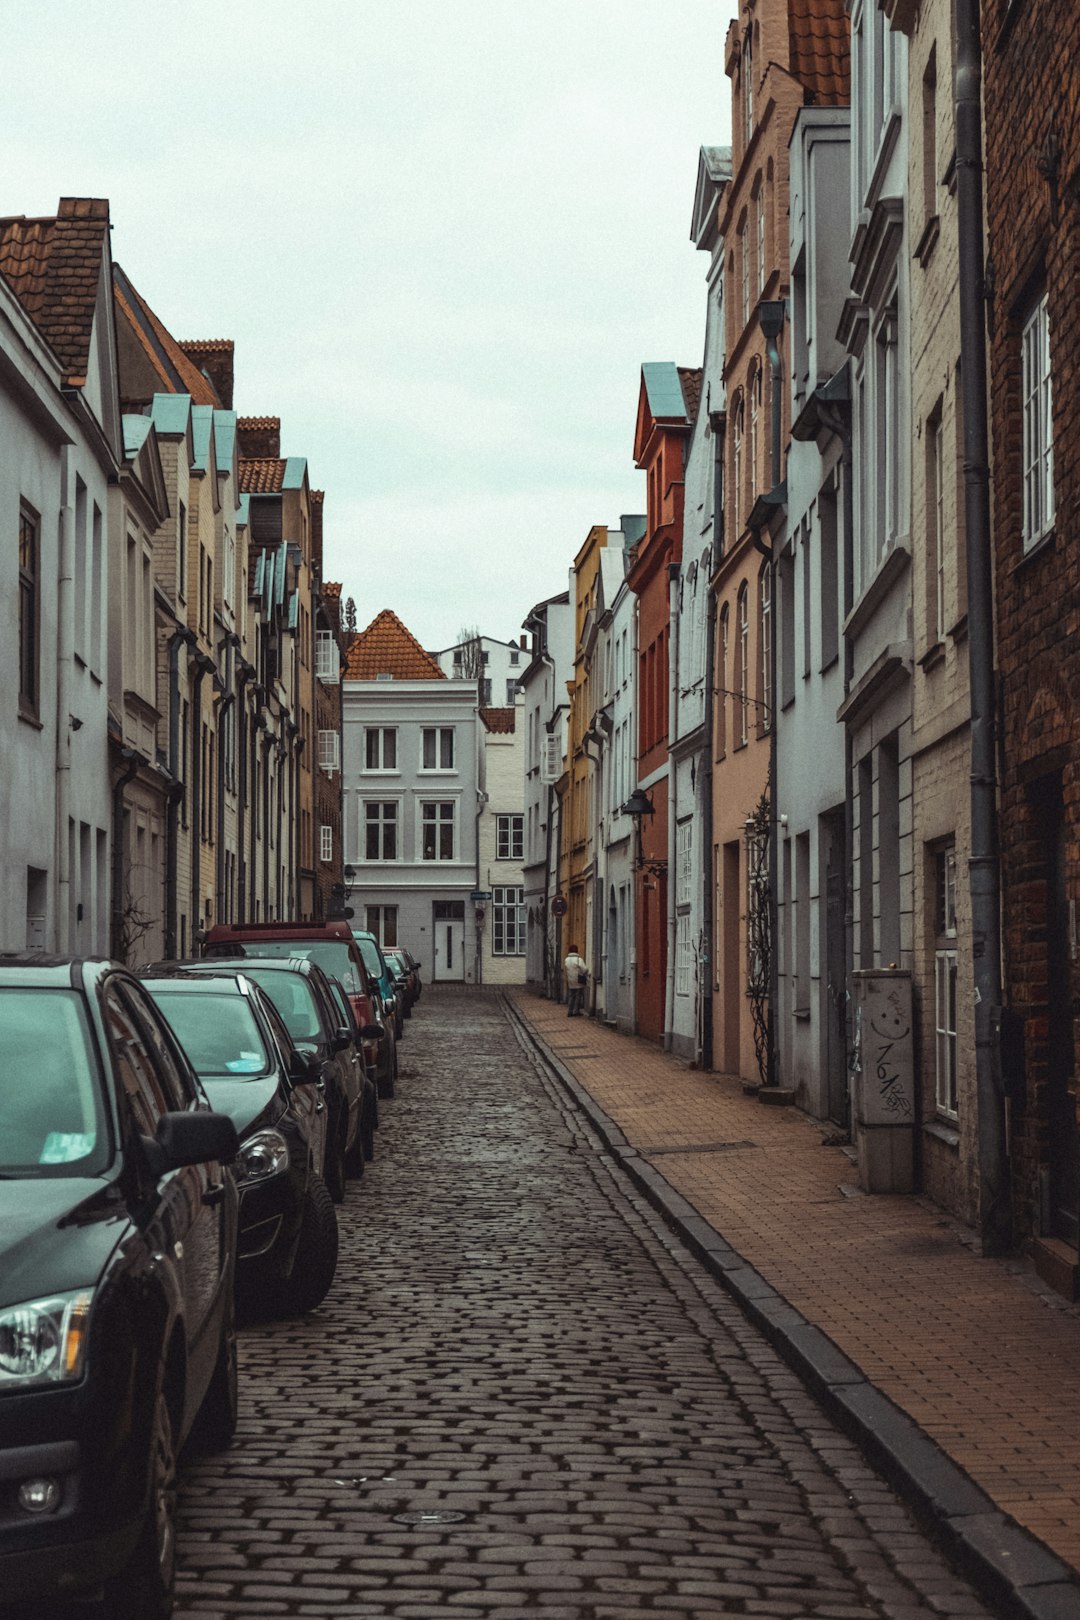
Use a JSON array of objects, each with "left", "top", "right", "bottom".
[{"left": 27, "top": 988, "right": 1000, "bottom": 1619}]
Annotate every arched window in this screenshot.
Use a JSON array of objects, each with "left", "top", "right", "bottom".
[
  {"left": 737, "top": 582, "right": 750, "bottom": 747},
  {"left": 748, "top": 364, "right": 759, "bottom": 505},
  {"left": 732, "top": 392, "right": 745, "bottom": 534},
  {"left": 717, "top": 603, "right": 729, "bottom": 758},
  {"left": 744, "top": 29, "right": 754, "bottom": 145},
  {"left": 759, "top": 561, "right": 772, "bottom": 730},
  {"left": 756, "top": 186, "right": 766, "bottom": 292}
]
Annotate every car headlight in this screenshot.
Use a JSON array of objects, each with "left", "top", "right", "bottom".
[
  {"left": 0, "top": 1290, "right": 94, "bottom": 1391},
  {"left": 236, "top": 1128, "right": 290, "bottom": 1185}
]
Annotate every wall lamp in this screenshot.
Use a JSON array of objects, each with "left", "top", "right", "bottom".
[{"left": 621, "top": 788, "right": 668, "bottom": 877}]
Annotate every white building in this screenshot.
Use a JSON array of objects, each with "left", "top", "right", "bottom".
[
  {"left": 0, "top": 199, "right": 120, "bottom": 955},
  {"left": 476, "top": 701, "right": 527, "bottom": 985},
  {"left": 594, "top": 533, "right": 641, "bottom": 1034},
  {"left": 433, "top": 633, "right": 528, "bottom": 709},
  {"left": 343, "top": 610, "right": 480, "bottom": 983},
  {"left": 520, "top": 589, "right": 574, "bottom": 995}
]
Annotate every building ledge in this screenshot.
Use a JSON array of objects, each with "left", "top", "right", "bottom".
[
  {"left": 924, "top": 1118, "right": 960, "bottom": 1150},
  {"left": 845, "top": 541, "right": 911, "bottom": 642},
  {"left": 837, "top": 640, "right": 912, "bottom": 730}
]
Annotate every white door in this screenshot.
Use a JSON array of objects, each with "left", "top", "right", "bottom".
[{"left": 435, "top": 919, "right": 465, "bottom": 981}]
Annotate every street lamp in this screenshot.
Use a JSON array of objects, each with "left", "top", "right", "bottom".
[{"left": 621, "top": 789, "right": 667, "bottom": 877}]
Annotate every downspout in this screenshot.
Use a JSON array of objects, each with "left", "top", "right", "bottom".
[
  {"left": 702, "top": 409, "right": 725, "bottom": 1069},
  {"left": 664, "top": 560, "right": 681, "bottom": 1051},
  {"left": 293, "top": 726, "right": 304, "bottom": 920},
  {"left": 235, "top": 658, "right": 255, "bottom": 921},
  {"left": 582, "top": 729, "right": 604, "bottom": 1015},
  {"left": 55, "top": 448, "right": 75, "bottom": 951},
  {"left": 215, "top": 690, "right": 235, "bottom": 921},
  {"left": 189, "top": 654, "right": 214, "bottom": 949},
  {"left": 253, "top": 710, "right": 268, "bottom": 920},
  {"left": 757, "top": 303, "right": 785, "bottom": 1087},
  {"left": 165, "top": 627, "right": 195, "bottom": 960},
  {"left": 954, "top": 0, "right": 1009, "bottom": 1251},
  {"left": 110, "top": 748, "right": 145, "bottom": 962}
]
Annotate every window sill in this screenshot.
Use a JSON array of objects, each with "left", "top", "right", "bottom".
[
  {"left": 18, "top": 704, "right": 43, "bottom": 730},
  {"left": 949, "top": 613, "right": 968, "bottom": 645},
  {"left": 362, "top": 770, "right": 401, "bottom": 777},
  {"left": 819, "top": 651, "right": 839, "bottom": 677},
  {"left": 913, "top": 213, "right": 940, "bottom": 268},
  {"left": 918, "top": 639, "right": 946, "bottom": 672},
  {"left": 417, "top": 769, "right": 457, "bottom": 776},
  {"left": 1011, "top": 526, "right": 1055, "bottom": 574},
  {"left": 924, "top": 1118, "right": 960, "bottom": 1150},
  {"left": 793, "top": 1006, "right": 811, "bottom": 1021}
]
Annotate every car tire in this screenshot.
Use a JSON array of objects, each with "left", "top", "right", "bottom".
[
  {"left": 344, "top": 1114, "right": 365, "bottom": 1179},
  {"left": 189, "top": 1294, "right": 238, "bottom": 1454},
  {"left": 279, "top": 1175, "right": 338, "bottom": 1316},
  {"left": 377, "top": 1060, "right": 395, "bottom": 1100},
  {"left": 324, "top": 1118, "right": 347, "bottom": 1204},
  {"left": 360, "top": 1096, "right": 376, "bottom": 1162},
  {"left": 104, "top": 1385, "right": 178, "bottom": 1619}
]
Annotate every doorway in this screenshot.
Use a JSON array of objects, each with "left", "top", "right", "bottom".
[
  {"left": 722, "top": 841, "right": 741, "bottom": 1074},
  {"left": 823, "top": 810, "right": 849, "bottom": 1129},
  {"left": 1034, "top": 774, "right": 1077, "bottom": 1244},
  {"left": 433, "top": 900, "right": 465, "bottom": 982}
]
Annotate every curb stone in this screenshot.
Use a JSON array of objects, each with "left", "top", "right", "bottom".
[{"left": 503, "top": 994, "right": 1080, "bottom": 1620}]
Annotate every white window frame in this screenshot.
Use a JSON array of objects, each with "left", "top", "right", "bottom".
[
  {"left": 935, "top": 950, "right": 958, "bottom": 1119},
  {"left": 315, "top": 629, "right": 338, "bottom": 681},
  {"left": 1022, "top": 292, "right": 1054, "bottom": 551},
  {"left": 318, "top": 729, "right": 340, "bottom": 774},
  {"left": 366, "top": 904, "right": 398, "bottom": 948},
  {"left": 675, "top": 912, "right": 691, "bottom": 996},
  {"left": 319, "top": 823, "right": 333, "bottom": 862},
  {"left": 677, "top": 821, "right": 692, "bottom": 908},
  {"left": 364, "top": 726, "right": 398, "bottom": 772},
  {"left": 421, "top": 726, "right": 455, "bottom": 772},
  {"left": 928, "top": 408, "right": 945, "bottom": 642},
  {"left": 492, "top": 886, "right": 526, "bottom": 956},
  {"left": 737, "top": 584, "right": 749, "bottom": 747},
  {"left": 760, "top": 564, "right": 772, "bottom": 727},
  {"left": 496, "top": 813, "right": 524, "bottom": 861},
  {"left": 363, "top": 800, "right": 399, "bottom": 863},
  {"left": 420, "top": 800, "right": 456, "bottom": 862}
]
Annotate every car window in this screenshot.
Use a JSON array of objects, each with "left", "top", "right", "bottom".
[
  {"left": 327, "top": 978, "right": 358, "bottom": 1035},
  {"left": 122, "top": 984, "right": 197, "bottom": 1112},
  {"left": 354, "top": 936, "right": 385, "bottom": 983},
  {"left": 259, "top": 996, "right": 298, "bottom": 1065},
  {"left": 146, "top": 989, "right": 273, "bottom": 1082},
  {"left": 104, "top": 985, "right": 171, "bottom": 1135},
  {"left": 243, "top": 971, "right": 323, "bottom": 1043},
  {"left": 216, "top": 939, "right": 365, "bottom": 996},
  {"left": 0, "top": 987, "right": 108, "bottom": 1176}
]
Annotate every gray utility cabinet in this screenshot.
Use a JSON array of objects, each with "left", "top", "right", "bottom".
[{"left": 852, "top": 968, "right": 915, "bottom": 1193}]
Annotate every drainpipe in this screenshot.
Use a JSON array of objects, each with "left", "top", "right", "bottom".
[
  {"left": 55, "top": 448, "right": 75, "bottom": 951},
  {"left": 954, "top": 0, "right": 1009, "bottom": 1252},
  {"left": 254, "top": 710, "right": 268, "bottom": 919},
  {"left": 189, "top": 653, "right": 214, "bottom": 946},
  {"left": 664, "top": 560, "right": 681, "bottom": 1051},
  {"left": 292, "top": 724, "right": 304, "bottom": 921},
  {"left": 235, "top": 657, "right": 255, "bottom": 921},
  {"left": 581, "top": 729, "right": 604, "bottom": 1016},
  {"left": 756, "top": 300, "right": 786, "bottom": 1088},
  {"left": 702, "top": 409, "right": 725, "bottom": 1069},
  {"left": 165, "top": 627, "right": 196, "bottom": 959},
  {"left": 110, "top": 747, "right": 146, "bottom": 962},
  {"left": 215, "top": 690, "right": 235, "bottom": 921}
]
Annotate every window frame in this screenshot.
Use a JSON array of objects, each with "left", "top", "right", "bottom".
[
  {"left": 420, "top": 799, "right": 456, "bottom": 862},
  {"left": 420, "top": 726, "right": 455, "bottom": 772},
  {"left": 363, "top": 726, "right": 398, "bottom": 773},
  {"left": 1021, "top": 291, "right": 1054, "bottom": 552},
  {"left": 18, "top": 501, "right": 40, "bottom": 720},
  {"left": 363, "top": 800, "right": 399, "bottom": 863},
  {"left": 492, "top": 885, "right": 526, "bottom": 956},
  {"left": 496, "top": 813, "right": 524, "bottom": 862},
  {"left": 318, "top": 729, "right": 340, "bottom": 773}
]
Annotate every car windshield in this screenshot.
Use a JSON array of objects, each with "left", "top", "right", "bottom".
[
  {"left": 355, "top": 937, "right": 384, "bottom": 981},
  {"left": 0, "top": 989, "right": 108, "bottom": 1177},
  {"left": 148, "top": 990, "right": 273, "bottom": 1081},
  {"left": 238, "top": 971, "right": 323, "bottom": 1044},
  {"left": 214, "top": 940, "right": 363, "bottom": 996}
]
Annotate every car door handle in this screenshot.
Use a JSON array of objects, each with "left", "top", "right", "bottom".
[{"left": 204, "top": 1182, "right": 226, "bottom": 1206}]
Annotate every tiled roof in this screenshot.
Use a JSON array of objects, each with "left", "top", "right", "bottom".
[
  {"left": 113, "top": 265, "right": 220, "bottom": 406},
  {"left": 181, "top": 339, "right": 233, "bottom": 354},
  {"left": 345, "top": 609, "right": 447, "bottom": 681},
  {"left": 311, "top": 488, "right": 325, "bottom": 505},
  {"left": 480, "top": 707, "right": 516, "bottom": 733},
  {"left": 322, "top": 581, "right": 342, "bottom": 599},
  {"left": 238, "top": 416, "right": 280, "bottom": 431},
  {"left": 678, "top": 366, "right": 704, "bottom": 423},
  {"left": 788, "top": 0, "right": 850, "bottom": 105},
  {"left": 0, "top": 197, "right": 110, "bottom": 386},
  {"left": 239, "top": 457, "right": 286, "bottom": 494}
]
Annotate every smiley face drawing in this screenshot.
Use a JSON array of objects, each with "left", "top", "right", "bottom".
[{"left": 870, "top": 994, "right": 909, "bottom": 1045}]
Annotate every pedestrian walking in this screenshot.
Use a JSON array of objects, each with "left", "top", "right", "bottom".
[{"left": 564, "top": 944, "right": 588, "bottom": 1017}]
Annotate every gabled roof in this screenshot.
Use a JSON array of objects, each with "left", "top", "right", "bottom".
[
  {"left": 634, "top": 364, "right": 701, "bottom": 465},
  {"left": 678, "top": 367, "right": 704, "bottom": 424},
  {"left": 0, "top": 197, "right": 110, "bottom": 387},
  {"left": 480, "top": 707, "right": 516, "bottom": 733},
  {"left": 691, "top": 145, "right": 733, "bottom": 249},
  {"left": 345, "top": 609, "right": 447, "bottom": 681},
  {"left": 641, "top": 362, "right": 691, "bottom": 422},
  {"left": 789, "top": 0, "right": 850, "bottom": 105},
  {"left": 113, "top": 264, "right": 220, "bottom": 406}
]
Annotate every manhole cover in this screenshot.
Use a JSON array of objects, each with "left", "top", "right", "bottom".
[{"left": 392, "top": 1510, "right": 468, "bottom": 1526}]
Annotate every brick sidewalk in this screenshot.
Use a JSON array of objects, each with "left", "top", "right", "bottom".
[{"left": 510, "top": 989, "right": 1080, "bottom": 1577}]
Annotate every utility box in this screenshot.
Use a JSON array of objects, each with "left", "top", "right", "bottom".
[{"left": 851, "top": 969, "right": 915, "bottom": 1193}]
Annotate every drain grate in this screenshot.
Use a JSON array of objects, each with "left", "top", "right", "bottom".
[
  {"left": 393, "top": 1510, "right": 468, "bottom": 1526},
  {"left": 641, "top": 1139, "right": 759, "bottom": 1156}
]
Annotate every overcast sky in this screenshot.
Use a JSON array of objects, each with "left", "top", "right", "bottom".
[{"left": 11, "top": 0, "right": 736, "bottom": 650}]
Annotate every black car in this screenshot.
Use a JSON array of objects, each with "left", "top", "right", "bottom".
[
  {"left": 140, "top": 970, "right": 338, "bottom": 1322},
  {"left": 183, "top": 957, "right": 376, "bottom": 1189},
  {"left": 0, "top": 956, "right": 239, "bottom": 1619}
]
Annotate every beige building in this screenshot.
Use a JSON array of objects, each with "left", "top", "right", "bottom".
[
  {"left": 476, "top": 703, "right": 527, "bottom": 985},
  {"left": 904, "top": 0, "right": 975, "bottom": 1223}
]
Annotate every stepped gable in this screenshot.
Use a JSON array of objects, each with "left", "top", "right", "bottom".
[
  {"left": 788, "top": 0, "right": 850, "bottom": 105},
  {"left": 677, "top": 366, "right": 704, "bottom": 423},
  {"left": 480, "top": 707, "right": 516, "bottom": 733},
  {"left": 345, "top": 609, "right": 446, "bottom": 681},
  {"left": 112, "top": 264, "right": 220, "bottom": 405},
  {"left": 0, "top": 197, "right": 110, "bottom": 387},
  {"left": 237, "top": 417, "right": 280, "bottom": 457}
]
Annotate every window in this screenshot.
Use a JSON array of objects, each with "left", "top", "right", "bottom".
[
  {"left": 921, "top": 46, "right": 937, "bottom": 231},
  {"left": 479, "top": 678, "right": 492, "bottom": 706},
  {"left": 737, "top": 583, "right": 749, "bottom": 747},
  {"left": 677, "top": 821, "right": 692, "bottom": 907},
  {"left": 820, "top": 485, "right": 839, "bottom": 669},
  {"left": 315, "top": 630, "right": 338, "bottom": 680},
  {"left": 716, "top": 605, "right": 729, "bottom": 758},
  {"left": 421, "top": 801, "right": 455, "bottom": 861},
  {"left": 320, "top": 824, "right": 333, "bottom": 862},
  {"left": 741, "top": 221, "right": 750, "bottom": 328},
  {"left": 366, "top": 905, "right": 398, "bottom": 947},
  {"left": 364, "top": 802, "right": 397, "bottom": 861},
  {"left": 178, "top": 501, "right": 186, "bottom": 599},
  {"left": 675, "top": 912, "right": 691, "bottom": 996},
  {"left": 927, "top": 404, "right": 945, "bottom": 643},
  {"left": 759, "top": 563, "right": 772, "bottom": 729},
  {"left": 756, "top": 188, "right": 765, "bottom": 292},
  {"left": 364, "top": 727, "right": 397, "bottom": 771},
  {"left": 749, "top": 365, "right": 760, "bottom": 503},
  {"left": 743, "top": 28, "right": 753, "bottom": 144},
  {"left": 422, "top": 727, "right": 455, "bottom": 770},
  {"left": 509, "top": 649, "right": 520, "bottom": 666},
  {"left": 934, "top": 844, "right": 958, "bottom": 1119},
  {"left": 318, "top": 729, "right": 340, "bottom": 773},
  {"left": 18, "top": 503, "right": 39, "bottom": 716},
  {"left": 505, "top": 679, "right": 519, "bottom": 705},
  {"left": 496, "top": 814, "right": 524, "bottom": 861},
  {"left": 732, "top": 394, "right": 744, "bottom": 532},
  {"left": 492, "top": 886, "right": 526, "bottom": 955},
  {"left": 1021, "top": 292, "right": 1054, "bottom": 550}
]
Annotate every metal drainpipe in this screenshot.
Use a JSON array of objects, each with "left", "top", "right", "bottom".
[
  {"left": 954, "top": 0, "right": 1009, "bottom": 1252},
  {"left": 253, "top": 711, "right": 268, "bottom": 920},
  {"left": 701, "top": 410, "right": 725, "bottom": 1070},
  {"left": 664, "top": 560, "right": 681, "bottom": 1051},
  {"left": 55, "top": 448, "right": 75, "bottom": 951},
  {"left": 581, "top": 731, "right": 603, "bottom": 1016},
  {"left": 758, "top": 314, "right": 785, "bottom": 1088},
  {"left": 165, "top": 628, "right": 195, "bottom": 960},
  {"left": 293, "top": 726, "right": 304, "bottom": 921},
  {"left": 235, "top": 659, "right": 255, "bottom": 921},
  {"left": 189, "top": 655, "right": 214, "bottom": 948},
  {"left": 110, "top": 748, "right": 146, "bottom": 962},
  {"left": 215, "top": 691, "right": 235, "bottom": 920}
]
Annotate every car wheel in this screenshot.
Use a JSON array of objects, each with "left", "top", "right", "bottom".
[
  {"left": 377, "top": 1057, "right": 395, "bottom": 1100},
  {"left": 278, "top": 1175, "right": 338, "bottom": 1316},
  {"left": 189, "top": 1293, "right": 238, "bottom": 1454},
  {"left": 104, "top": 1386, "right": 178, "bottom": 1619},
  {"left": 361, "top": 1094, "right": 376, "bottom": 1162},
  {"left": 344, "top": 1113, "right": 365, "bottom": 1179},
  {"left": 324, "top": 1118, "right": 347, "bottom": 1204}
]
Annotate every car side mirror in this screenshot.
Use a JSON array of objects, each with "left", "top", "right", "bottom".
[
  {"left": 360, "top": 1023, "right": 383, "bottom": 1042},
  {"left": 332, "top": 1027, "right": 352, "bottom": 1053},
  {"left": 289, "top": 1049, "right": 320, "bottom": 1083},
  {"left": 149, "top": 1111, "right": 239, "bottom": 1176}
]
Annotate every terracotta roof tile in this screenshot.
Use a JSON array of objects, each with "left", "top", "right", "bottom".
[
  {"left": 112, "top": 265, "right": 220, "bottom": 406},
  {"left": 239, "top": 457, "right": 286, "bottom": 494},
  {"left": 311, "top": 488, "right": 325, "bottom": 505},
  {"left": 322, "top": 581, "right": 342, "bottom": 599},
  {"left": 345, "top": 609, "right": 447, "bottom": 681},
  {"left": 180, "top": 339, "right": 233, "bottom": 354},
  {"left": 788, "top": 0, "right": 850, "bottom": 105},
  {"left": 678, "top": 366, "right": 704, "bottom": 423},
  {"left": 480, "top": 707, "right": 516, "bottom": 733},
  {"left": 237, "top": 416, "right": 280, "bottom": 431},
  {"left": 0, "top": 198, "right": 111, "bottom": 385}
]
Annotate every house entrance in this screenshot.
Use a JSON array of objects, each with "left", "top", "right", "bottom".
[
  {"left": 433, "top": 900, "right": 465, "bottom": 982},
  {"left": 1034, "top": 775, "right": 1077, "bottom": 1245},
  {"left": 823, "top": 811, "right": 849, "bottom": 1129}
]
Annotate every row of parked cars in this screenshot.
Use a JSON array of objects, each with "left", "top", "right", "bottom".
[{"left": 0, "top": 919, "right": 422, "bottom": 1617}]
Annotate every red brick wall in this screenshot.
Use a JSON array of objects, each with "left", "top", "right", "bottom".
[{"left": 983, "top": 0, "right": 1080, "bottom": 1239}]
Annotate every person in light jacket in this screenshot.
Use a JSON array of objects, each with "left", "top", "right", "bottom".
[{"left": 564, "top": 945, "right": 588, "bottom": 1017}]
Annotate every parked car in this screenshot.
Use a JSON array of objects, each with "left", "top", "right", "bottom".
[
  {"left": 353, "top": 928, "right": 404, "bottom": 1040},
  {"left": 325, "top": 974, "right": 379, "bottom": 1158},
  {"left": 140, "top": 968, "right": 339, "bottom": 1320},
  {"left": 384, "top": 948, "right": 420, "bottom": 1016},
  {"left": 0, "top": 956, "right": 239, "bottom": 1619},
  {"left": 204, "top": 921, "right": 398, "bottom": 1099},
  {"left": 181, "top": 956, "right": 377, "bottom": 1179}
]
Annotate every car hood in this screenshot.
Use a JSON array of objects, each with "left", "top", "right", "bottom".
[
  {"left": 0, "top": 1176, "right": 127, "bottom": 1308},
  {"left": 200, "top": 1076, "right": 284, "bottom": 1139}
]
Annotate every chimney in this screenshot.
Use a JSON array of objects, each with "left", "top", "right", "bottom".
[
  {"left": 311, "top": 490, "right": 324, "bottom": 573},
  {"left": 180, "top": 340, "right": 235, "bottom": 409},
  {"left": 237, "top": 416, "right": 281, "bottom": 458}
]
